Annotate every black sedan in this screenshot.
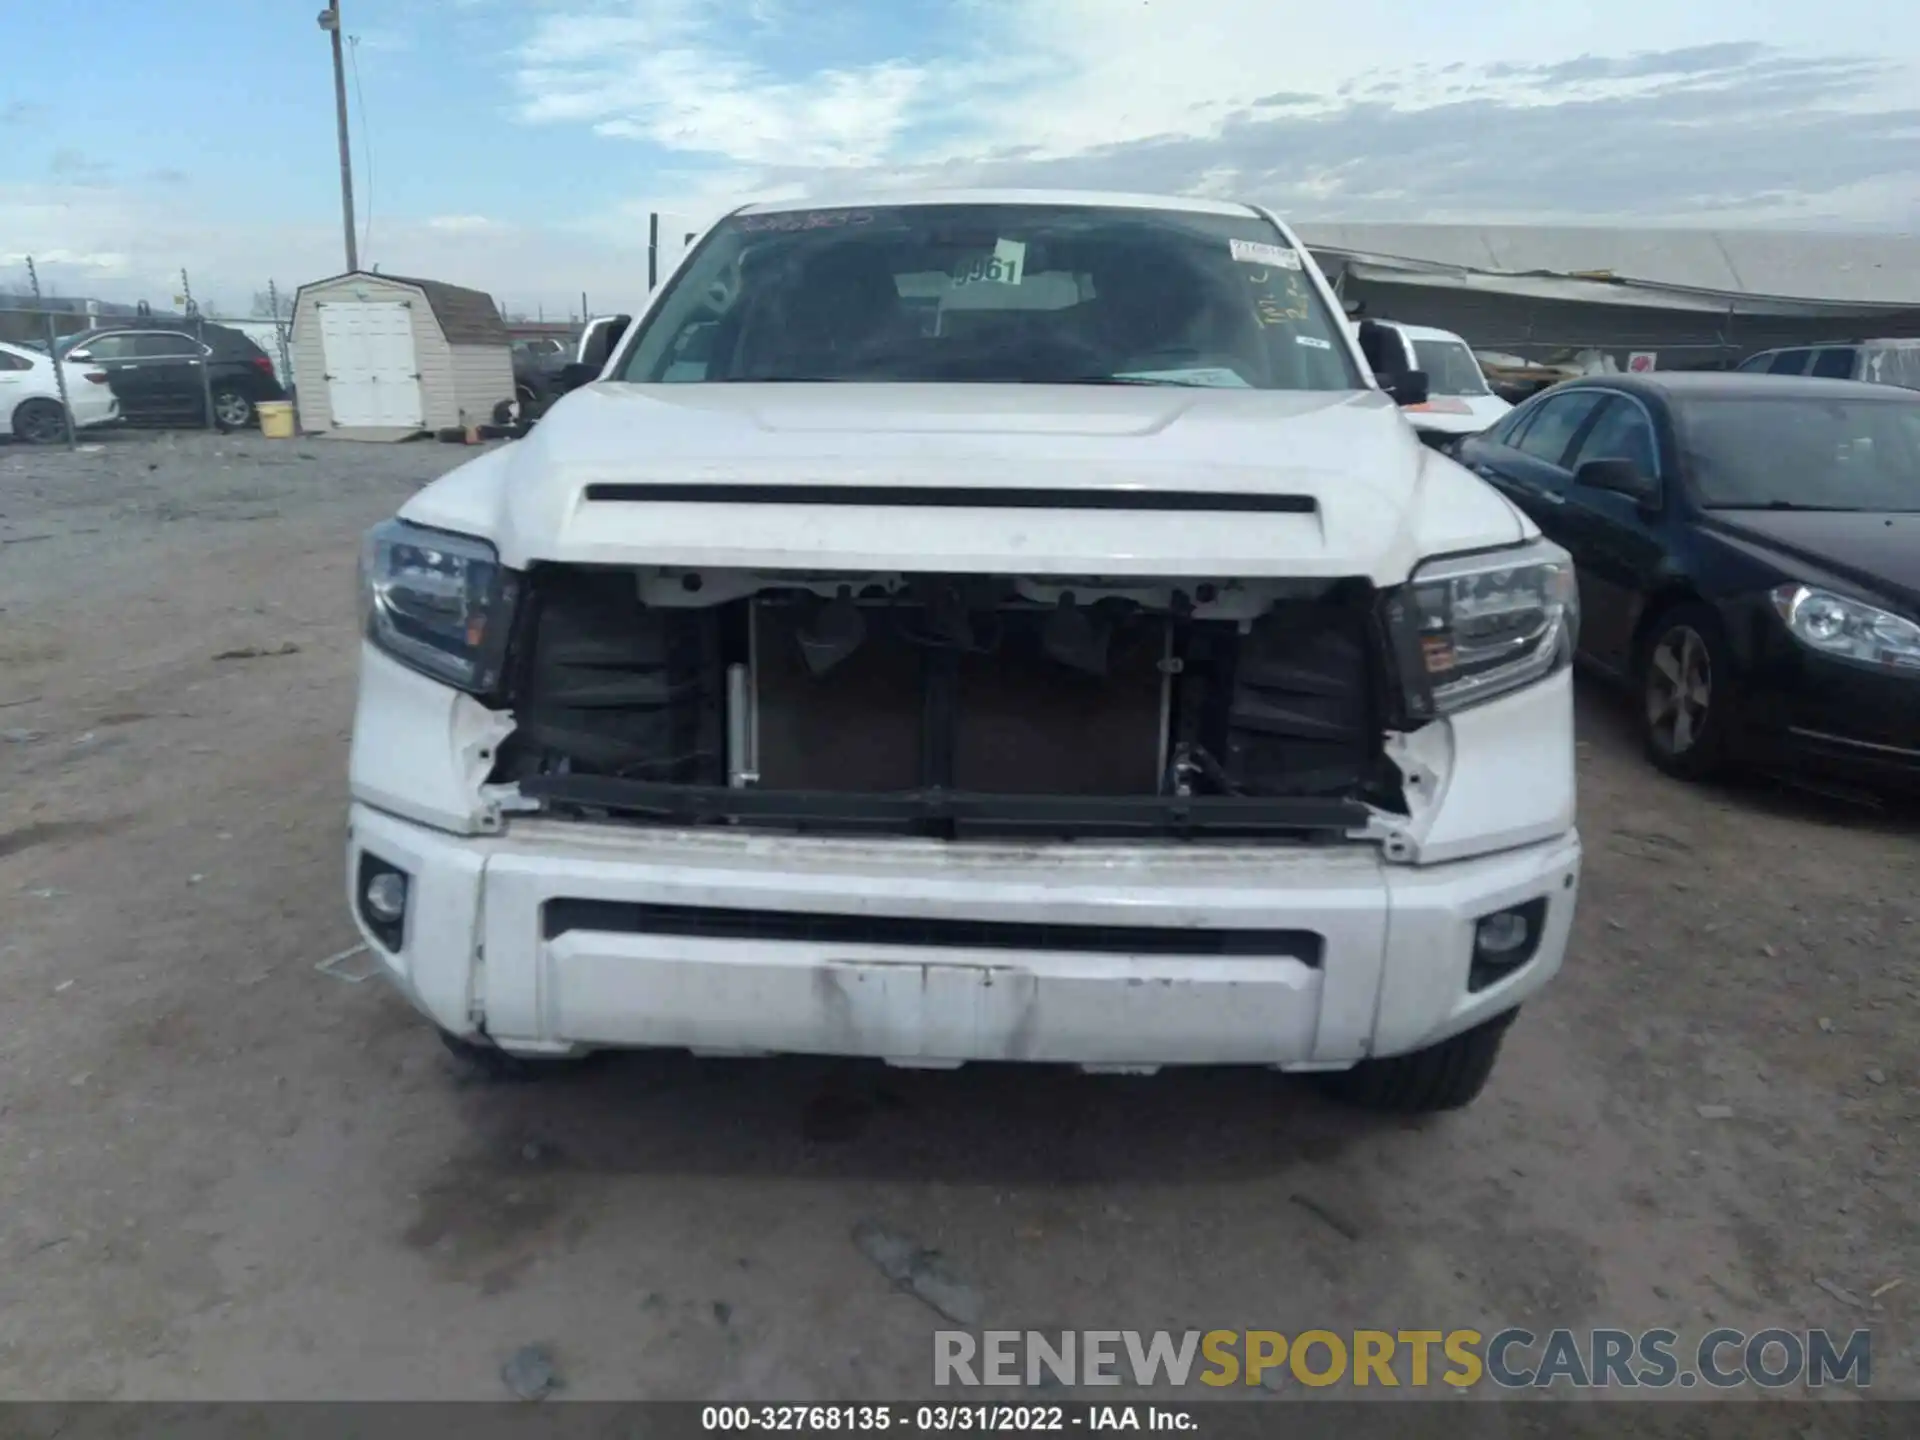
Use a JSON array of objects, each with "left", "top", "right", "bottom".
[
  {"left": 1457, "top": 372, "right": 1920, "bottom": 795},
  {"left": 56, "top": 321, "right": 286, "bottom": 429}
]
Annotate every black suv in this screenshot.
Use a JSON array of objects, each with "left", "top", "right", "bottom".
[{"left": 56, "top": 321, "right": 287, "bottom": 429}]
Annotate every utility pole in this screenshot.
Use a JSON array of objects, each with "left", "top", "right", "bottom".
[
  {"left": 318, "top": 4, "right": 358, "bottom": 272},
  {"left": 181, "top": 270, "right": 218, "bottom": 431},
  {"left": 268, "top": 279, "right": 293, "bottom": 391},
  {"left": 24, "top": 256, "right": 77, "bottom": 452}
]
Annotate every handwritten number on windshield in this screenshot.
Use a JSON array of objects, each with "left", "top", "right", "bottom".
[{"left": 1247, "top": 269, "right": 1309, "bottom": 326}]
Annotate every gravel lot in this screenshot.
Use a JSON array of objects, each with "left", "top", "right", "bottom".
[{"left": 1, "top": 429, "right": 1915, "bottom": 1404}]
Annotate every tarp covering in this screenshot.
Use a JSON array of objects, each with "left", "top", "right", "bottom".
[
  {"left": 1293, "top": 223, "right": 1920, "bottom": 308},
  {"left": 1339, "top": 260, "right": 1745, "bottom": 314}
]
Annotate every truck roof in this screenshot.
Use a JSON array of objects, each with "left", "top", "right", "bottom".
[
  {"left": 730, "top": 189, "right": 1269, "bottom": 221},
  {"left": 1370, "top": 320, "right": 1473, "bottom": 345}
]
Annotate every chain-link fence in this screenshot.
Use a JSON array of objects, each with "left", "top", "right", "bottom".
[{"left": 3, "top": 259, "right": 298, "bottom": 448}]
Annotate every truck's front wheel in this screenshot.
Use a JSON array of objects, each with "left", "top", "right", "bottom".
[
  {"left": 1318, "top": 1010, "right": 1517, "bottom": 1113},
  {"left": 438, "top": 1029, "right": 585, "bottom": 1082}
]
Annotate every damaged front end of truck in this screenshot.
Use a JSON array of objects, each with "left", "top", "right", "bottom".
[{"left": 358, "top": 495, "right": 1575, "bottom": 863}]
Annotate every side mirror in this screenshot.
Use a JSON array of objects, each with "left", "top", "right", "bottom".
[
  {"left": 577, "top": 314, "right": 632, "bottom": 371},
  {"left": 1575, "top": 457, "right": 1659, "bottom": 505},
  {"left": 555, "top": 362, "right": 600, "bottom": 394},
  {"left": 1383, "top": 369, "right": 1430, "bottom": 407},
  {"left": 65, "top": 348, "right": 93, "bottom": 363}
]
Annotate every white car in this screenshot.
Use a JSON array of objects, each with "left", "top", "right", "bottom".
[
  {"left": 349, "top": 191, "right": 1580, "bottom": 1111},
  {"left": 1, "top": 338, "right": 120, "bottom": 443},
  {"left": 1353, "top": 320, "right": 1511, "bottom": 445}
]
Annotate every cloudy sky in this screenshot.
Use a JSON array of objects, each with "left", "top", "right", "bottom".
[{"left": 3, "top": 0, "right": 1918, "bottom": 315}]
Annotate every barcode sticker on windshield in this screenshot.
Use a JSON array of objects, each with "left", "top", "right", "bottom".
[
  {"left": 1231, "top": 239, "right": 1301, "bottom": 269},
  {"left": 1295, "top": 335, "right": 1332, "bottom": 350}
]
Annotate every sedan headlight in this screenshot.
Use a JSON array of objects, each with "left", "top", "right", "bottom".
[
  {"left": 1387, "top": 537, "right": 1579, "bottom": 719},
  {"left": 1770, "top": 583, "right": 1920, "bottom": 673},
  {"left": 359, "top": 518, "right": 519, "bottom": 693}
]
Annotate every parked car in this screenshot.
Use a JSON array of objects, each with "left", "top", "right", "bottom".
[
  {"left": 0, "top": 338, "right": 120, "bottom": 443},
  {"left": 509, "top": 338, "right": 570, "bottom": 414},
  {"left": 348, "top": 191, "right": 1583, "bottom": 1111},
  {"left": 1735, "top": 340, "right": 1920, "bottom": 391},
  {"left": 1457, "top": 372, "right": 1919, "bottom": 794},
  {"left": 1352, "top": 320, "right": 1511, "bottom": 447},
  {"left": 55, "top": 321, "right": 286, "bottom": 429}
]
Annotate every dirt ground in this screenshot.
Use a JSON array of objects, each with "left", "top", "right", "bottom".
[{"left": 1, "top": 429, "right": 1914, "bottom": 1403}]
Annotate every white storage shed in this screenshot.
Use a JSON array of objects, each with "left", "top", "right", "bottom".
[{"left": 290, "top": 271, "right": 514, "bottom": 438}]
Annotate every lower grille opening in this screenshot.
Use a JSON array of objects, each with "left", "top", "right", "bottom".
[
  {"left": 544, "top": 898, "right": 1324, "bottom": 963},
  {"left": 494, "top": 566, "right": 1406, "bottom": 839}
]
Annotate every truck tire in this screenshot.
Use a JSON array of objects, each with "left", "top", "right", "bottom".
[
  {"left": 1318, "top": 1010, "right": 1517, "bottom": 1113},
  {"left": 438, "top": 1029, "right": 584, "bottom": 1082}
]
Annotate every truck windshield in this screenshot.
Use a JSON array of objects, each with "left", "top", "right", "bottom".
[
  {"left": 1412, "top": 338, "right": 1491, "bottom": 396},
  {"left": 617, "top": 203, "right": 1359, "bottom": 390}
]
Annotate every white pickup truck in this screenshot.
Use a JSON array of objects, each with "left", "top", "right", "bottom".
[
  {"left": 349, "top": 191, "right": 1580, "bottom": 1111},
  {"left": 1352, "top": 319, "right": 1512, "bottom": 446}
]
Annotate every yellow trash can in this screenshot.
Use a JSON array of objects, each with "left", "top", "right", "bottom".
[{"left": 257, "top": 401, "right": 295, "bottom": 440}]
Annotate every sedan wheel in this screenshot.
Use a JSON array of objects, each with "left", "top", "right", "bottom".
[
  {"left": 1639, "top": 606, "right": 1735, "bottom": 781},
  {"left": 1647, "top": 626, "right": 1711, "bottom": 756},
  {"left": 212, "top": 389, "right": 254, "bottom": 429},
  {"left": 12, "top": 398, "right": 70, "bottom": 445}
]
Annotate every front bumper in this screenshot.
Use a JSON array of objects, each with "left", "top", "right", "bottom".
[
  {"left": 347, "top": 804, "right": 1580, "bottom": 1069},
  {"left": 1736, "top": 639, "right": 1920, "bottom": 793}
]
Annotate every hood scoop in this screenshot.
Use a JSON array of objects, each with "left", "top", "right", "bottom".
[{"left": 581, "top": 482, "right": 1317, "bottom": 514}]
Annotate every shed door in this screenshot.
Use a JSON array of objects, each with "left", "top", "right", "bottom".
[{"left": 318, "top": 300, "right": 424, "bottom": 427}]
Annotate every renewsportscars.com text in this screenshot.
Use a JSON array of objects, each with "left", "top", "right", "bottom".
[{"left": 934, "top": 1328, "right": 1872, "bottom": 1390}]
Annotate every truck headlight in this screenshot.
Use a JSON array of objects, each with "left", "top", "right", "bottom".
[
  {"left": 359, "top": 518, "right": 519, "bottom": 693},
  {"left": 1770, "top": 584, "right": 1920, "bottom": 673},
  {"left": 1387, "top": 537, "right": 1578, "bottom": 719}
]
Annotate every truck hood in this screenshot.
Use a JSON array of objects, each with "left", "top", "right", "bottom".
[{"left": 402, "top": 382, "right": 1529, "bottom": 583}]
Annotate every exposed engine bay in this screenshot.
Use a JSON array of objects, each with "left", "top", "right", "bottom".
[{"left": 489, "top": 566, "right": 1410, "bottom": 840}]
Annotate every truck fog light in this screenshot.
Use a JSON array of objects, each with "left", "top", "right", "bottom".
[
  {"left": 1469, "top": 898, "right": 1547, "bottom": 992},
  {"left": 365, "top": 870, "right": 408, "bottom": 924},
  {"left": 356, "top": 854, "right": 411, "bottom": 951},
  {"left": 1476, "top": 910, "right": 1530, "bottom": 956}
]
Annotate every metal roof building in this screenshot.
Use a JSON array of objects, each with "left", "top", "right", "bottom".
[{"left": 1290, "top": 224, "right": 1920, "bottom": 369}]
